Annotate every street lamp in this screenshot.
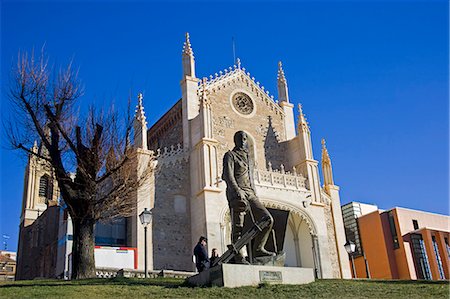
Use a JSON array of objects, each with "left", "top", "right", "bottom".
[
  {"left": 139, "top": 208, "right": 152, "bottom": 278},
  {"left": 344, "top": 240, "right": 357, "bottom": 278}
]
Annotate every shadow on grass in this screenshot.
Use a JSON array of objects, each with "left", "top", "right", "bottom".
[{"left": 0, "top": 277, "right": 185, "bottom": 289}]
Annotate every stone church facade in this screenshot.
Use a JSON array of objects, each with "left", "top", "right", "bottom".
[{"left": 17, "top": 33, "right": 351, "bottom": 279}]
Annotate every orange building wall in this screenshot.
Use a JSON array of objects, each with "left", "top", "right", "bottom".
[
  {"left": 352, "top": 256, "right": 368, "bottom": 278},
  {"left": 421, "top": 229, "right": 450, "bottom": 280},
  {"left": 391, "top": 209, "right": 413, "bottom": 279},
  {"left": 352, "top": 206, "right": 449, "bottom": 281},
  {"left": 423, "top": 230, "right": 440, "bottom": 279},
  {"left": 380, "top": 213, "right": 400, "bottom": 278},
  {"left": 357, "top": 211, "right": 392, "bottom": 279},
  {"left": 435, "top": 232, "right": 450, "bottom": 279}
]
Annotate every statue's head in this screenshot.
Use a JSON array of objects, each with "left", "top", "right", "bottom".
[{"left": 234, "top": 131, "right": 248, "bottom": 150}]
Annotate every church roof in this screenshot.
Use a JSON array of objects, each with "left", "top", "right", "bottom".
[
  {"left": 146, "top": 60, "right": 286, "bottom": 143},
  {"left": 147, "top": 99, "right": 182, "bottom": 145},
  {"left": 202, "top": 59, "right": 285, "bottom": 116},
  {"left": 0, "top": 254, "right": 15, "bottom": 264}
]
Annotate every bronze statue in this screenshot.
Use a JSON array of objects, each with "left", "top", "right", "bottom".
[{"left": 222, "top": 131, "right": 275, "bottom": 263}]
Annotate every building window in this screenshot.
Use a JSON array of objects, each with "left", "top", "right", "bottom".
[
  {"left": 388, "top": 212, "right": 400, "bottom": 249},
  {"left": 432, "top": 236, "right": 445, "bottom": 279},
  {"left": 39, "top": 175, "right": 49, "bottom": 196},
  {"left": 445, "top": 238, "right": 450, "bottom": 258},
  {"left": 342, "top": 205, "right": 363, "bottom": 256},
  {"left": 232, "top": 92, "right": 254, "bottom": 115},
  {"left": 412, "top": 220, "right": 419, "bottom": 230},
  {"left": 94, "top": 218, "right": 127, "bottom": 246},
  {"left": 411, "top": 234, "right": 432, "bottom": 280},
  {"left": 173, "top": 195, "right": 187, "bottom": 214},
  {"left": 38, "top": 174, "right": 53, "bottom": 202}
]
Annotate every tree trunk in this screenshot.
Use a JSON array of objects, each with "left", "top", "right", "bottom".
[{"left": 71, "top": 217, "right": 96, "bottom": 279}]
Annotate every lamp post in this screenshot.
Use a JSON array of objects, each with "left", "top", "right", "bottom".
[
  {"left": 139, "top": 208, "right": 152, "bottom": 278},
  {"left": 344, "top": 240, "right": 357, "bottom": 278}
]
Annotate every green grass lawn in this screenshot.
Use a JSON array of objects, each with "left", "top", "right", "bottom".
[{"left": 0, "top": 277, "right": 448, "bottom": 299}]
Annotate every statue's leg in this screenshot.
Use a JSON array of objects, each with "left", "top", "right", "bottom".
[
  {"left": 231, "top": 207, "right": 244, "bottom": 243},
  {"left": 230, "top": 207, "right": 248, "bottom": 264},
  {"left": 247, "top": 195, "right": 275, "bottom": 257}
]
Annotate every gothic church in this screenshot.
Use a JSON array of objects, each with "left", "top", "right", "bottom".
[{"left": 17, "top": 33, "right": 351, "bottom": 279}]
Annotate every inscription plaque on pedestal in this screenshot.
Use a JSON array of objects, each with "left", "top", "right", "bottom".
[
  {"left": 259, "top": 270, "right": 282, "bottom": 283},
  {"left": 187, "top": 264, "right": 314, "bottom": 287}
]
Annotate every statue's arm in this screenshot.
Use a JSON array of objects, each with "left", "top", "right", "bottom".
[{"left": 222, "top": 152, "right": 240, "bottom": 195}]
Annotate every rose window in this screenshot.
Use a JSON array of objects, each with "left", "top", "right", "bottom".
[{"left": 232, "top": 92, "right": 254, "bottom": 115}]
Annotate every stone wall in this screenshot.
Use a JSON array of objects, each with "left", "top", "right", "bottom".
[
  {"left": 152, "top": 158, "right": 192, "bottom": 271},
  {"left": 147, "top": 100, "right": 183, "bottom": 151},
  {"left": 15, "top": 206, "right": 60, "bottom": 280},
  {"left": 156, "top": 120, "right": 183, "bottom": 151},
  {"left": 146, "top": 99, "right": 191, "bottom": 271},
  {"left": 208, "top": 72, "right": 288, "bottom": 174},
  {"left": 324, "top": 204, "right": 342, "bottom": 278}
]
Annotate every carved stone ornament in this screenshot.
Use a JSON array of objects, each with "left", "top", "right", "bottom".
[
  {"left": 215, "top": 116, "right": 234, "bottom": 128},
  {"left": 232, "top": 92, "right": 254, "bottom": 115}
]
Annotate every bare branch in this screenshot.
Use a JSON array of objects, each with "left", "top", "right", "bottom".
[
  {"left": 96, "top": 156, "right": 129, "bottom": 184},
  {"left": 6, "top": 48, "right": 151, "bottom": 279},
  {"left": 44, "top": 104, "right": 79, "bottom": 157},
  {"left": 16, "top": 143, "right": 52, "bottom": 163}
]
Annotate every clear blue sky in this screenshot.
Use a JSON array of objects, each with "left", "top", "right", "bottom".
[{"left": 1, "top": 1, "right": 448, "bottom": 252}]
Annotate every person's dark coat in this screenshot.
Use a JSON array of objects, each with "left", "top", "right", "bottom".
[
  {"left": 193, "top": 242, "right": 210, "bottom": 272},
  {"left": 210, "top": 255, "right": 219, "bottom": 267}
]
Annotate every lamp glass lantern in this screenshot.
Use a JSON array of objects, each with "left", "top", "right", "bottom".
[
  {"left": 344, "top": 240, "right": 356, "bottom": 254},
  {"left": 139, "top": 208, "right": 152, "bottom": 278},
  {"left": 139, "top": 208, "right": 152, "bottom": 227},
  {"left": 345, "top": 240, "right": 357, "bottom": 278}
]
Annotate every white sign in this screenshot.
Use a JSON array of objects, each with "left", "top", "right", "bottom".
[{"left": 94, "top": 246, "right": 136, "bottom": 269}]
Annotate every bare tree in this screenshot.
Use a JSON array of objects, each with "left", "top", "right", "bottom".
[{"left": 6, "top": 49, "right": 153, "bottom": 279}]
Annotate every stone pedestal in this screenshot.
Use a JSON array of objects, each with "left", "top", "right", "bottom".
[
  {"left": 252, "top": 252, "right": 286, "bottom": 266},
  {"left": 186, "top": 264, "right": 314, "bottom": 288}
]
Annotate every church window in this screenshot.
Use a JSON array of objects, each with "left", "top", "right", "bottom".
[
  {"left": 38, "top": 175, "right": 49, "bottom": 197},
  {"left": 38, "top": 174, "right": 53, "bottom": 202},
  {"left": 232, "top": 92, "right": 254, "bottom": 115}
]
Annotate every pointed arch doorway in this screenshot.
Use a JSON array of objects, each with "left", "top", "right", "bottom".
[
  {"left": 284, "top": 213, "right": 314, "bottom": 267},
  {"left": 219, "top": 203, "right": 322, "bottom": 278}
]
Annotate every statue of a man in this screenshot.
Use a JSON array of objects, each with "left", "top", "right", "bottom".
[{"left": 222, "top": 131, "right": 275, "bottom": 262}]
